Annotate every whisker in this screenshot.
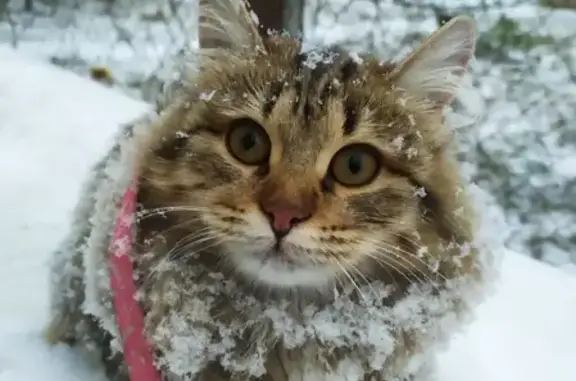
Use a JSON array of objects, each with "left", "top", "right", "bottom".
[
  {"left": 338, "top": 257, "right": 379, "bottom": 300},
  {"left": 164, "top": 226, "right": 214, "bottom": 257},
  {"left": 182, "top": 234, "right": 231, "bottom": 257},
  {"left": 137, "top": 205, "right": 212, "bottom": 221},
  {"left": 141, "top": 231, "right": 231, "bottom": 290},
  {"left": 364, "top": 250, "right": 425, "bottom": 286},
  {"left": 169, "top": 231, "right": 229, "bottom": 262},
  {"left": 359, "top": 239, "right": 432, "bottom": 286},
  {"left": 142, "top": 219, "right": 210, "bottom": 249},
  {"left": 378, "top": 240, "right": 449, "bottom": 284},
  {"left": 138, "top": 225, "right": 214, "bottom": 287},
  {"left": 364, "top": 236, "right": 449, "bottom": 285},
  {"left": 330, "top": 258, "right": 367, "bottom": 301},
  {"left": 366, "top": 252, "right": 427, "bottom": 292}
]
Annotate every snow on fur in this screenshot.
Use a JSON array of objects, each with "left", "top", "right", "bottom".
[
  {"left": 144, "top": 188, "right": 500, "bottom": 381},
  {"left": 47, "top": 104, "right": 501, "bottom": 381},
  {"left": 48, "top": 113, "right": 154, "bottom": 354}
]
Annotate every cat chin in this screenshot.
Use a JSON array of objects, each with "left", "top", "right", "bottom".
[{"left": 230, "top": 255, "right": 335, "bottom": 289}]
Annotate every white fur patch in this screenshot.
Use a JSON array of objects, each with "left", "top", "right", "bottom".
[{"left": 232, "top": 255, "right": 336, "bottom": 288}]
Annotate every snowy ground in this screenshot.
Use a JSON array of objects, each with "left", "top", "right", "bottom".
[{"left": 0, "top": 47, "right": 575, "bottom": 381}]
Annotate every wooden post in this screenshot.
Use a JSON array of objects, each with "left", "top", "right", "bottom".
[
  {"left": 24, "top": 0, "right": 34, "bottom": 12},
  {"left": 248, "top": 0, "right": 304, "bottom": 38},
  {"left": 198, "top": 0, "right": 305, "bottom": 49}
]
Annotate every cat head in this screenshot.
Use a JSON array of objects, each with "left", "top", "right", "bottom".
[{"left": 137, "top": 0, "right": 477, "bottom": 290}]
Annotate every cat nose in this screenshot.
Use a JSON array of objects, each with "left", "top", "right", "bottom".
[{"left": 260, "top": 202, "right": 312, "bottom": 239}]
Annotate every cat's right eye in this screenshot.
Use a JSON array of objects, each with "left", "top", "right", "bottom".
[
  {"left": 226, "top": 118, "right": 271, "bottom": 165},
  {"left": 330, "top": 144, "right": 381, "bottom": 187}
]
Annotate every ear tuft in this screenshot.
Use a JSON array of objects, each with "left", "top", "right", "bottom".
[
  {"left": 392, "top": 15, "right": 476, "bottom": 108},
  {"left": 198, "top": 0, "right": 265, "bottom": 52}
]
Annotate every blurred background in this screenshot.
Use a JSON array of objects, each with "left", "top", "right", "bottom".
[{"left": 1, "top": 0, "right": 575, "bottom": 271}]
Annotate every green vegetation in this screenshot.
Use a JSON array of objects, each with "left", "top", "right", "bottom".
[{"left": 476, "top": 16, "right": 555, "bottom": 59}]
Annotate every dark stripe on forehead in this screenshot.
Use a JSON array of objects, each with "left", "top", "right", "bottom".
[
  {"left": 293, "top": 52, "right": 308, "bottom": 74},
  {"left": 290, "top": 51, "right": 310, "bottom": 112},
  {"left": 309, "top": 53, "right": 334, "bottom": 83},
  {"left": 319, "top": 77, "right": 338, "bottom": 106},
  {"left": 304, "top": 58, "right": 332, "bottom": 122},
  {"left": 262, "top": 80, "right": 284, "bottom": 118},
  {"left": 339, "top": 57, "right": 360, "bottom": 135},
  {"left": 291, "top": 48, "right": 345, "bottom": 123},
  {"left": 340, "top": 57, "right": 358, "bottom": 83},
  {"left": 342, "top": 101, "right": 357, "bottom": 135},
  {"left": 292, "top": 79, "right": 302, "bottom": 115},
  {"left": 291, "top": 52, "right": 305, "bottom": 115}
]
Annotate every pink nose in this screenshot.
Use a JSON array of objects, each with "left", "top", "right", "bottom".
[{"left": 260, "top": 203, "right": 312, "bottom": 238}]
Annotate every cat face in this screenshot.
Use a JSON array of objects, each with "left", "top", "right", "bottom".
[{"left": 138, "top": 0, "right": 477, "bottom": 289}]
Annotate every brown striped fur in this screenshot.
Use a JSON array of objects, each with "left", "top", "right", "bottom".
[{"left": 46, "top": 1, "right": 481, "bottom": 380}]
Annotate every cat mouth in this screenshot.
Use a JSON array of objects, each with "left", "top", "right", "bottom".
[
  {"left": 232, "top": 235, "right": 301, "bottom": 263},
  {"left": 262, "top": 246, "right": 297, "bottom": 264},
  {"left": 257, "top": 240, "right": 320, "bottom": 268}
]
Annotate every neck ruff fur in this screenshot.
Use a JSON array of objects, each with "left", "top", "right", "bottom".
[
  {"left": 41, "top": 4, "right": 505, "bottom": 380},
  {"left": 65, "top": 114, "right": 499, "bottom": 381}
]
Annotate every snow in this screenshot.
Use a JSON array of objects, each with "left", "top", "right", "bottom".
[
  {"left": 0, "top": 0, "right": 199, "bottom": 101},
  {"left": 0, "top": 46, "right": 148, "bottom": 381},
  {"left": 0, "top": 47, "right": 574, "bottom": 381},
  {"left": 437, "top": 253, "right": 576, "bottom": 381}
]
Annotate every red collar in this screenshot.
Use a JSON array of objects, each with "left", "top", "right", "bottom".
[{"left": 108, "top": 180, "right": 161, "bottom": 381}]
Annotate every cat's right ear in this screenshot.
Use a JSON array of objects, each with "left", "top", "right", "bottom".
[{"left": 198, "top": 0, "right": 265, "bottom": 52}]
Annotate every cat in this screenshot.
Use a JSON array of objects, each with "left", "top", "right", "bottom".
[{"left": 45, "top": 1, "right": 492, "bottom": 381}]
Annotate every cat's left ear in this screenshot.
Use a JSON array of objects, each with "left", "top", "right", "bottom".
[
  {"left": 391, "top": 15, "right": 476, "bottom": 109},
  {"left": 198, "top": 0, "right": 265, "bottom": 52}
]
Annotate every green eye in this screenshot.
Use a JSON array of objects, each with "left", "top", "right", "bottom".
[
  {"left": 330, "top": 144, "right": 381, "bottom": 187},
  {"left": 226, "top": 119, "right": 271, "bottom": 165}
]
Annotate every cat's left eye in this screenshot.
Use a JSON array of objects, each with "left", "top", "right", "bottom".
[
  {"left": 226, "top": 118, "right": 271, "bottom": 165},
  {"left": 330, "top": 144, "right": 381, "bottom": 187}
]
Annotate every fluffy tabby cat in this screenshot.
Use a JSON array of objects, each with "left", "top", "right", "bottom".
[{"left": 46, "top": 1, "right": 488, "bottom": 381}]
